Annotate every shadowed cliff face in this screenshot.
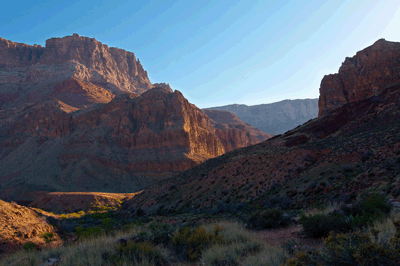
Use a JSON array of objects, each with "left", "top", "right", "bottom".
[
  {"left": 0, "top": 88, "right": 270, "bottom": 201},
  {"left": 0, "top": 34, "right": 170, "bottom": 109},
  {"left": 318, "top": 39, "right": 400, "bottom": 117}
]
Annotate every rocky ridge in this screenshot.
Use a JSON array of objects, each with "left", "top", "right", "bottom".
[
  {"left": 207, "top": 99, "right": 318, "bottom": 134},
  {"left": 318, "top": 39, "right": 400, "bottom": 116},
  {"left": 0, "top": 88, "right": 271, "bottom": 201}
]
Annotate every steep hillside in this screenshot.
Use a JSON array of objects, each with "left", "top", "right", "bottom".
[
  {"left": 0, "top": 200, "right": 61, "bottom": 254},
  {"left": 0, "top": 88, "right": 271, "bottom": 202},
  {"left": 207, "top": 98, "right": 318, "bottom": 134}
]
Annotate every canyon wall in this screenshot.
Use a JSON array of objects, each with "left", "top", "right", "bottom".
[{"left": 318, "top": 39, "right": 400, "bottom": 116}]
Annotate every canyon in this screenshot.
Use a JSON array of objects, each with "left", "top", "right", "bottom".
[
  {"left": 121, "top": 39, "right": 400, "bottom": 215},
  {"left": 0, "top": 35, "right": 271, "bottom": 202}
]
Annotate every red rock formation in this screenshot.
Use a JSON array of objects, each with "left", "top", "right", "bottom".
[
  {"left": 318, "top": 39, "right": 400, "bottom": 117},
  {"left": 0, "top": 88, "right": 268, "bottom": 201},
  {"left": 152, "top": 83, "right": 173, "bottom": 92},
  {"left": 0, "top": 34, "right": 159, "bottom": 109},
  {"left": 50, "top": 77, "right": 115, "bottom": 108}
]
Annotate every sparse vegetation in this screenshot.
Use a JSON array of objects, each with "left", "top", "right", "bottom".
[
  {"left": 41, "top": 232, "right": 56, "bottom": 244},
  {"left": 286, "top": 221, "right": 400, "bottom": 266},
  {"left": 246, "top": 208, "right": 293, "bottom": 230},
  {"left": 0, "top": 221, "right": 290, "bottom": 266},
  {"left": 299, "top": 192, "right": 392, "bottom": 238}
]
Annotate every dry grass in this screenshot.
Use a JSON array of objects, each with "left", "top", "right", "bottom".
[{"left": 0, "top": 221, "right": 289, "bottom": 266}]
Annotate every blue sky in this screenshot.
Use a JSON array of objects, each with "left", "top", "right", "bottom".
[{"left": 1, "top": 0, "right": 399, "bottom": 108}]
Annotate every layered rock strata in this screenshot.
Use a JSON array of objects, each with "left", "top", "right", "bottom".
[
  {"left": 0, "top": 34, "right": 159, "bottom": 109},
  {"left": 0, "top": 88, "right": 271, "bottom": 201}
]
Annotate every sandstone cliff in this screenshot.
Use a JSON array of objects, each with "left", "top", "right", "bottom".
[
  {"left": 207, "top": 99, "right": 318, "bottom": 134},
  {"left": 318, "top": 39, "right": 400, "bottom": 116},
  {"left": 0, "top": 34, "right": 163, "bottom": 109},
  {"left": 0, "top": 88, "right": 270, "bottom": 201}
]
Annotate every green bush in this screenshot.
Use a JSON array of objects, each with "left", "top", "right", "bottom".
[
  {"left": 299, "top": 193, "right": 392, "bottom": 238},
  {"left": 299, "top": 212, "right": 352, "bottom": 238},
  {"left": 246, "top": 209, "right": 292, "bottom": 230},
  {"left": 41, "top": 232, "right": 55, "bottom": 243},
  {"left": 22, "top": 242, "right": 36, "bottom": 252},
  {"left": 285, "top": 226, "right": 400, "bottom": 266},
  {"left": 172, "top": 225, "right": 225, "bottom": 261},
  {"left": 148, "top": 223, "right": 174, "bottom": 245},
  {"left": 75, "top": 226, "right": 102, "bottom": 239}
]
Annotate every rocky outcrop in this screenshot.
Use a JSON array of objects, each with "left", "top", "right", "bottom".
[
  {"left": 203, "top": 109, "right": 272, "bottom": 150},
  {"left": 0, "top": 34, "right": 156, "bottom": 109},
  {"left": 152, "top": 83, "right": 173, "bottom": 92},
  {"left": 50, "top": 77, "right": 115, "bottom": 108},
  {"left": 318, "top": 39, "right": 400, "bottom": 116},
  {"left": 0, "top": 88, "right": 268, "bottom": 201},
  {"left": 0, "top": 200, "right": 61, "bottom": 253},
  {"left": 207, "top": 99, "right": 318, "bottom": 134}
]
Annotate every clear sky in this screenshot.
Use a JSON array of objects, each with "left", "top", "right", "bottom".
[{"left": 1, "top": 0, "right": 399, "bottom": 108}]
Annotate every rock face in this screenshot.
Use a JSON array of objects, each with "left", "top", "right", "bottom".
[
  {"left": 50, "top": 77, "right": 115, "bottom": 108},
  {"left": 207, "top": 99, "right": 318, "bottom": 134},
  {"left": 0, "top": 88, "right": 270, "bottom": 201},
  {"left": 318, "top": 39, "right": 400, "bottom": 116},
  {"left": 0, "top": 34, "right": 163, "bottom": 109}
]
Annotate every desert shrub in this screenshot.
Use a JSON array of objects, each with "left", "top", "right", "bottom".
[
  {"left": 299, "top": 212, "right": 352, "bottom": 238},
  {"left": 285, "top": 251, "right": 322, "bottom": 266},
  {"left": 201, "top": 241, "right": 262, "bottom": 266},
  {"left": 281, "top": 239, "right": 302, "bottom": 256},
  {"left": 75, "top": 226, "right": 102, "bottom": 239},
  {"left": 147, "top": 223, "right": 174, "bottom": 245},
  {"left": 172, "top": 225, "right": 225, "bottom": 261},
  {"left": 115, "top": 240, "right": 166, "bottom": 266},
  {"left": 300, "top": 192, "right": 392, "bottom": 238},
  {"left": 241, "top": 245, "right": 289, "bottom": 266},
  {"left": 246, "top": 209, "right": 292, "bottom": 230},
  {"left": 285, "top": 226, "right": 400, "bottom": 266},
  {"left": 41, "top": 232, "right": 55, "bottom": 243},
  {"left": 23, "top": 242, "right": 36, "bottom": 252}
]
